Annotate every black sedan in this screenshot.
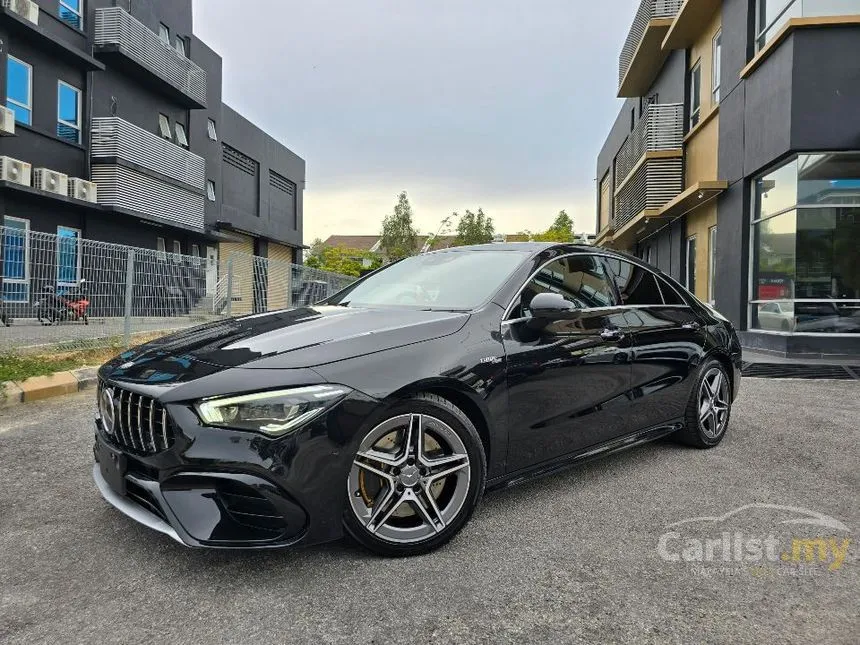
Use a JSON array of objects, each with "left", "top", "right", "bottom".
[{"left": 93, "top": 243, "right": 741, "bottom": 556}]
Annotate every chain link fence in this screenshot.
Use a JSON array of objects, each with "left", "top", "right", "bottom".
[{"left": 0, "top": 225, "right": 355, "bottom": 353}]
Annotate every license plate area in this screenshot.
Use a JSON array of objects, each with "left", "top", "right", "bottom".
[{"left": 97, "top": 440, "right": 127, "bottom": 496}]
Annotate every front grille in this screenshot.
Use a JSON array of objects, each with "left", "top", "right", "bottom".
[{"left": 100, "top": 382, "right": 176, "bottom": 454}]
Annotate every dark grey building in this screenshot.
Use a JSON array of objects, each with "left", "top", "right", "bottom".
[
  {"left": 1, "top": 0, "right": 305, "bottom": 306},
  {"left": 595, "top": 0, "right": 860, "bottom": 358}
]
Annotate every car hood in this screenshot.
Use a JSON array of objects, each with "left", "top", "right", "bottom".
[{"left": 101, "top": 306, "right": 470, "bottom": 384}]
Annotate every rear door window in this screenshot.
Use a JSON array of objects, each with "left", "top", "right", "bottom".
[{"left": 603, "top": 258, "right": 663, "bottom": 305}]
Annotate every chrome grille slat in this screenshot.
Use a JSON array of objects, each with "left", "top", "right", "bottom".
[{"left": 102, "top": 383, "right": 175, "bottom": 455}]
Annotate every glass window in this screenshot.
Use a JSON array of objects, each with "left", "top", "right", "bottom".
[
  {"left": 174, "top": 36, "right": 186, "bottom": 57},
  {"left": 755, "top": 158, "right": 798, "bottom": 220},
  {"left": 327, "top": 250, "right": 531, "bottom": 311},
  {"left": 158, "top": 113, "right": 171, "bottom": 139},
  {"left": 158, "top": 24, "right": 170, "bottom": 45},
  {"left": 207, "top": 118, "right": 218, "bottom": 141},
  {"left": 57, "top": 227, "right": 81, "bottom": 287},
  {"left": 174, "top": 122, "right": 188, "bottom": 147},
  {"left": 688, "top": 61, "right": 701, "bottom": 129},
  {"left": 2, "top": 217, "right": 30, "bottom": 302},
  {"left": 686, "top": 236, "right": 697, "bottom": 292},
  {"left": 59, "top": 0, "right": 83, "bottom": 30},
  {"left": 156, "top": 237, "right": 166, "bottom": 260},
  {"left": 6, "top": 56, "right": 32, "bottom": 126},
  {"left": 206, "top": 180, "right": 216, "bottom": 201},
  {"left": 753, "top": 209, "right": 796, "bottom": 301},
  {"left": 796, "top": 207, "right": 860, "bottom": 300},
  {"left": 712, "top": 30, "right": 722, "bottom": 104},
  {"left": 797, "top": 152, "right": 860, "bottom": 206},
  {"left": 755, "top": 0, "right": 860, "bottom": 50},
  {"left": 658, "top": 276, "right": 686, "bottom": 305},
  {"left": 57, "top": 82, "right": 81, "bottom": 144},
  {"left": 512, "top": 255, "right": 616, "bottom": 317},
  {"left": 605, "top": 258, "right": 664, "bottom": 305},
  {"left": 708, "top": 226, "right": 717, "bottom": 304}
]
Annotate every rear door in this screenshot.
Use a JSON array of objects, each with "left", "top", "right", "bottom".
[
  {"left": 502, "top": 254, "right": 633, "bottom": 472},
  {"left": 602, "top": 258, "right": 706, "bottom": 432}
]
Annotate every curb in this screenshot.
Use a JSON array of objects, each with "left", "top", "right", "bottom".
[{"left": 1, "top": 366, "right": 99, "bottom": 408}]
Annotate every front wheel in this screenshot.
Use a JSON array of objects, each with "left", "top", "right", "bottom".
[
  {"left": 343, "top": 393, "right": 486, "bottom": 556},
  {"left": 674, "top": 359, "right": 732, "bottom": 448}
]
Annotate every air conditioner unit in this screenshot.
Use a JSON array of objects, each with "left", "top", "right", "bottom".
[
  {"left": 69, "top": 177, "right": 98, "bottom": 203},
  {"left": 0, "top": 156, "right": 31, "bottom": 186},
  {"left": 0, "top": 106, "right": 14, "bottom": 136},
  {"left": 34, "top": 168, "right": 69, "bottom": 196},
  {"left": 3, "top": 0, "right": 39, "bottom": 25}
]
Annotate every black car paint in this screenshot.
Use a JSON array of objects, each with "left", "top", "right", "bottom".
[{"left": 95, "top": 244, "right": 742, "bottom": 548}]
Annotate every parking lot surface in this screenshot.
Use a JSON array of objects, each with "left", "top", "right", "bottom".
[{"left": 1, "top": 378, "right": 857, "bottom": 644}]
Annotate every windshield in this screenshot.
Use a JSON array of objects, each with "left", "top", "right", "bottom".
[{"left": 325, "top": 250, "right": 530, "bottom": 310}]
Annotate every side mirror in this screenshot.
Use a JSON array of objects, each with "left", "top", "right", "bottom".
[{"left": 529, "top": 292, "right": 579, "bottom": 320}]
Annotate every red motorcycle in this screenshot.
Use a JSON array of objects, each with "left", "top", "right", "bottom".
[{"left": 35, "top": 279, "right": 90, "bottom": 325}]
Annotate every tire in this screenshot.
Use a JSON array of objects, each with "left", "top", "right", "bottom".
[
  {"left": 343, "top": 393, "right": 486, "bottom": 557},
  {"left": 674, "top": 358, "right": 732, "bottom": 449}
]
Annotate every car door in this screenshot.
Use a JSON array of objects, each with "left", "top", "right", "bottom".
[
  {"left": 502, "top": 254, "right": 633, "bottom": 472},
  {"left": 602, "top": 258, "right": 706, "bottom": 433}
]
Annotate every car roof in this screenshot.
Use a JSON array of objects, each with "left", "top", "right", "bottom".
[{"left": 430, "top": 242, "right": 596, "bottom": 253}]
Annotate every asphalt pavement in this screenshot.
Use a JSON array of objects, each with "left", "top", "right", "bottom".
[{"left": 1, "top": 378, "right": 857, "bottom": 644}]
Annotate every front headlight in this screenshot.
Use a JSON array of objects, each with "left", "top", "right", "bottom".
[{"left": 195, "top": 385, "right": 351, "bottom": 436}]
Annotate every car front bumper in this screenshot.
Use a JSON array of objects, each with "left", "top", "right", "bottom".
[{"left": 92, "top": 387, "right": 381, "bottom": 549}]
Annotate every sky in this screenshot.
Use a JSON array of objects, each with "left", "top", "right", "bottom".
[{"left": 192, "top": 0, "right": 640, "bottom": 243}]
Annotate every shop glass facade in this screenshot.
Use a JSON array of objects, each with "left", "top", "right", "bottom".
[{"left": 751, "top": 153, "right": 860, "bottom": 334}]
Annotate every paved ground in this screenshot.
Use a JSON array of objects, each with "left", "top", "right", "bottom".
[
  {"left": 1, "top": 379, "right": 857, "bottom": 644},
  {"left": 0, "top": 316, "right": 213, "bottom": 351}
]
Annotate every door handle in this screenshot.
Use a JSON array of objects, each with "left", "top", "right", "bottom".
[
  {"left": 600, "top": 328, "right": 624, "bottom": 341},
  {"left": 681, "top": 321, "right": 702, "bottom": 331}
]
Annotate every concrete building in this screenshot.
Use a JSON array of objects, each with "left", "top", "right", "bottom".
[
  {"left": 1, "top": 0, "right": 304, "bottom": 308},
  {"left": 595, "top": 0, "right": 860, "bottom": 358}
]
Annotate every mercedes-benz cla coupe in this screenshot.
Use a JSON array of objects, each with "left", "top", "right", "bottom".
[{"left": 94, "top": 244, "right": 742, "bottom": 556}]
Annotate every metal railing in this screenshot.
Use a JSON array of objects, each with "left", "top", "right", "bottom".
[
  {"left": 91, "top": 117, "right": 206, "bottom": 229},
  {"left": 614, "top": 103, "right": 684, "bottom": 188},
  {"left": 618, "top": 0, "right": 683, "bottom": 88},
  {"left": 94, "top": 6, "right": 207, "bottom": 106},
  {"left": 0, "top": 227, "right": 354, "bottom": 353}
]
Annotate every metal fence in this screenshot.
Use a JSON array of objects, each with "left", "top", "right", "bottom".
[{"left": 0, "top": 226, "right": 355, "bottom": 352}]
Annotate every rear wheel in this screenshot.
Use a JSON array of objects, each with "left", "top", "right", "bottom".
[
  {"left": 675, "top": 359, "right": 732, "bottom": 448},
  {"left": 343, "top": 394, "right": 486, "bottom": 556}
]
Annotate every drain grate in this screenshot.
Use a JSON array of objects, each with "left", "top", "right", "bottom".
[{"left": 741, "top": 362, "right": 859, "bottom": 380}]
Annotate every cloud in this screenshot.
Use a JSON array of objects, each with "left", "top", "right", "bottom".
[{"left": 192, "top": 0, "right": 640, "bottom": 242}]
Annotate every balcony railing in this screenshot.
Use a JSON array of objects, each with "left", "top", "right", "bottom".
[
  {"left": 94, "top": 6, "right": 206, "bottom": 107},
  {"left": 618, "top": 0, "right": 683, "bottom": 93},
  {"left": 614, "top": 103, "right": 683, "bottom": 187},
  {"left": 91, "top": 117, "right": 205, "bottom": 230},
  {"left": 613, "top": 103, "right": 684, "bottom": 230},
  {"left": 91, "top": 117, "right": 205, "bottom": 189}
]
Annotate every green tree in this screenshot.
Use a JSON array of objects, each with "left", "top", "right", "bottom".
[
  {"left": 533, "top": 210, "right": 574, "bottom": 242},
  {"left": 380, "top": 191, "right": 419, "bottom": 260},
  {"left": 305, "top": 246, "right": 382, "bottom": 277},
  {"left": 454, "top": 208, "right": 495, "bottom": 246}
]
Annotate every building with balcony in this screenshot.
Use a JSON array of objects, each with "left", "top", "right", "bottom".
[
  {"left": 0, "top": 0, "right": 305, "bottom": 307},
  {"left": 595, "top": 0, "right": 860, "bottom": 358}
]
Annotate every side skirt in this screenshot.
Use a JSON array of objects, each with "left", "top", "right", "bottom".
[{"left": 485, "top": 420, "right": 684, "bottom": 491}]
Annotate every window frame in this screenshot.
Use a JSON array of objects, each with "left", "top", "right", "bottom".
[
  {"left": 174, "top": 35, "right": 187, "bottom": 57},
  {"left": 6, "top": 56, "right": 33, "bottom": 126},
  {"left": 206, "top": 180, "right": 216, "bottom": 202},
  {"left": 688, "top": 60, "right": 702, "bottom": 129},
  {"left": 2, "top": 216, "right": 31, "bottom": 303},
  {"left": 712, "top": 30, "right": 722, "bottom": 104},
  {"left": 156, "top": 236, "right": 167, "bottom": 260},
  {"left": 755, "top": 0, "right": 795, "bottom": 50},
  {"left": 57, "top": 80, "right": 82, "bottom": 144},
  {"left": 56, "top": 225, "right": 82, "bottom": 288},
  {"left": 158, "top": 23, "right": 170, "bottom": 46},
  {"left": 174, "top": 121, "right": 188, "bottom": 148},
  {"left": 207, "top": 118, "right": 218, "bottom": 141},
  {"left": 685, "top": 235, "right": 697, "bottom": 293},
  {"left": 59, "top": 0, "right": 84, "bottom": 30},
  {"left": 708, "top": 226, "right": 717, "bottom": 304},
  {"left": 158, "top": 113, "right": 171, "bottom": 139}
]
